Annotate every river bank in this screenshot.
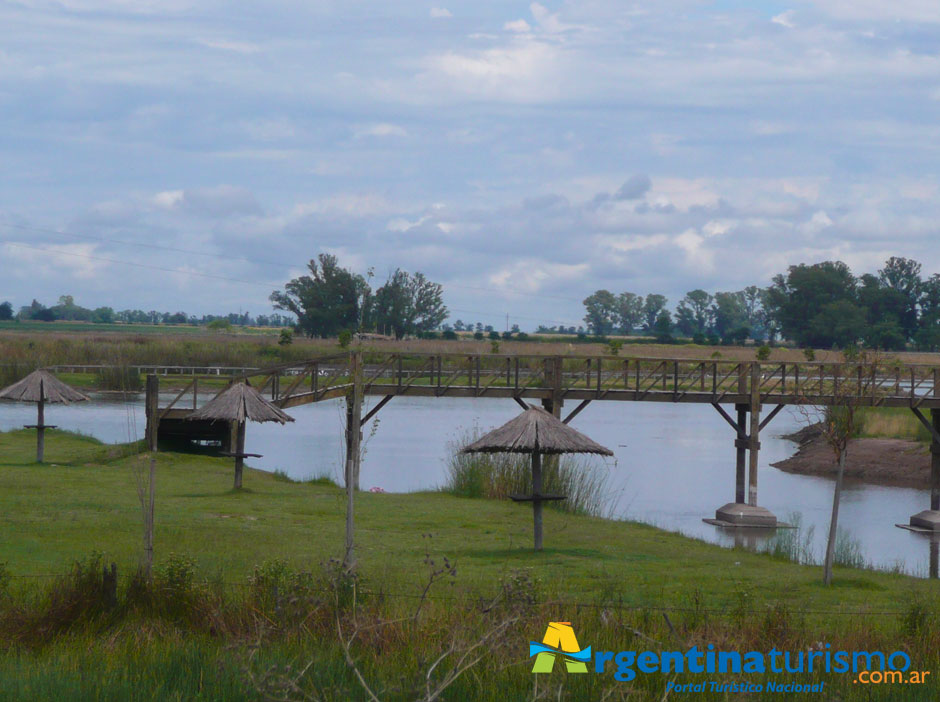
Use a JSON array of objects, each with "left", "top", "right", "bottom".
[{"left": 773, "top": 424, "right": 932, "bottom": 488}]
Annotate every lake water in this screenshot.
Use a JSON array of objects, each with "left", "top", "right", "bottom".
[{"left": 1, "top": 392, "right": 936, "bottom": 576}]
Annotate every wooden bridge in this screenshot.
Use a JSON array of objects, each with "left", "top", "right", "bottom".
[{"left": 145, "top": 351, "right": 940, "bottom": 530}]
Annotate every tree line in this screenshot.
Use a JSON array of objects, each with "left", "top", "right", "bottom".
[
  {"left": 581, "top": 257, "right": 940, "bottom": 350},
  {"left": 270, "top": 254, "right": 448, "bottom": 339},
  {"left": 0, "top": 295, "right": 293, "bottom": 328}
]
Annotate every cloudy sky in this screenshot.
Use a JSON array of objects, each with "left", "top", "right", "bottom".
[{"left": 1, "top": 0, "right": 939, "bottom": 328}]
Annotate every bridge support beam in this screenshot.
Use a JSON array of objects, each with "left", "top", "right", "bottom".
[
  {"left": 907, "top": 408, "right": 940, "bottom": 532},
  {"left": 709, "top": 370, "right": 778, "bottom": 528}
]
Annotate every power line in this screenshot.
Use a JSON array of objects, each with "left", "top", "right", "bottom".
[
  {"left": 1, "top": 237, "right": 584, "bottom": 327},
  {"left": 2, "top": 241, "right": 284, "bottom": 290},
  {"left": 0, "top": 221, "right": 590, "bottom": 305}
]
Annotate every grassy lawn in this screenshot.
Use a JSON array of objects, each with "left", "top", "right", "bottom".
[
  {"left": 1, "top": 429, "right": 939, "bottom": 700},
  {"left": 0, "top": 429, "right": 930, "bottom": 608}
]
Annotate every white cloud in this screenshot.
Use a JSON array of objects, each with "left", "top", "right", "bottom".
[
  {"left": 771, "top": 11, "right": 795, "bottom": 29},
  {"left": 423, "top": 39, "right": 565, "bottom": 101},
  {"left": 292, "top": 193, "right": 395, "bottom": 218},
  {"left": 354, "top": 123, "right": 408, "bottom": 138},
  {"left": 198, "top": 38, "right": 261, "bottom": 54},
  {"left": 504, "top": 19, "right": 531, "bottom": 33},
  {"left": 488, "top": 259, "right": 589, "bottom": 294},
  {"left": 2, "top": 242, "right": 106, "bottom": 280},
  {"left": 808, "top": 0, "right": 940, "bottom": 23},
  {"left": 429, "top": 7, "right": 451, "bottom": 19},
  {"left": 594, "top": 234, "right": 669, "bottom": 253}
]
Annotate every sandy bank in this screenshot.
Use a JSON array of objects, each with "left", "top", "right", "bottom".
[{"left": 772, "top": 424, "right": 932, "bottom": 489}]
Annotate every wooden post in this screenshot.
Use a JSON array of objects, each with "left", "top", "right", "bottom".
[
  {"left": 145, "top": 374, "right": 159, "bottom": 452},
  {"left": 532, "top": 450, "right": 543, "bottom": 551},
  {"left": 233, "top": 420, "right": 246, "bottom": 489},
  {"left": 192, "top": 376, "right": 198, "bottom": 410},
  {"left": 932, "top": 409, "right": 940, "bottom": 512},
  {"left": 735, "top": 403, "right": 747, "bottom": 504},
  {"left": 146, "top": 455, "right": 155, "bottom": 581},
  {"left": 36, "top": 397, "right": 45, "bottom": 463},
  {"left": 748, "top": 364, "right": 761, "bottom": 507},
  {"left": 344, "top": 351, "right": 362, "bottom": 568}
]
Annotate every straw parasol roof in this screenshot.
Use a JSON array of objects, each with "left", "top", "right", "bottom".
[
  {"left": 187, "top": 382, "right": 294, "bottom": 424},
  {"left": 462, "top": 404, "right": 613, "bottom": 456},
  {"left": 0, "top": 369, "right": 90, "bottom": 404}
]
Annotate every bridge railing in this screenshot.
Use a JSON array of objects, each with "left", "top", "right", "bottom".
[{"left": 238, "top": 353, "right": 940, "bottom": 408}]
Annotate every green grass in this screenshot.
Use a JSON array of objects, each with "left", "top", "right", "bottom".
[
  {"left": 0, "top": 429, "right": 938, "bottom": 700},
  {"left": 857, "top": 407, "right": 933, "bottom": 443}
]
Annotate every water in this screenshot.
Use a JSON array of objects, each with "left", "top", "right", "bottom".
[{"left": 1, "top": 392, "right": 935, "bottom": 575}]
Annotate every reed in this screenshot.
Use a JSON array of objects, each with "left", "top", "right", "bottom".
[{"left": 443, "top": 428, "right": 613, "bottom": 516}]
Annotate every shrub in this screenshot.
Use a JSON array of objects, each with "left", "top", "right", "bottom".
[{"left": 756, "top": 344, "right": 771, "bottom": 361}]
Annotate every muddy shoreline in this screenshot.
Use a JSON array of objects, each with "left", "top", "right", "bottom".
[{"left": 772, "top": 424, "right": 932, "bottom": 489}]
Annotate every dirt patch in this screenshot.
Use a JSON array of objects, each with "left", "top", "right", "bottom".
[{"left": 772, "top": 424, "right": 932, "bottom": 488}]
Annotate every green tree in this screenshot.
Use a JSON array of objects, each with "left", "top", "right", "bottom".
[
  {"left": 878, "top": 256, "right": 922, "bottom": 340},
  {"left": 0, "top": 301, "right": 12, "bottom": 321},
  {"left": 616, "top": 292, "right": 644, "bottom": 334},
  {"left": 807, "top": 300, "right": 866, "bottom": 348},
  {"left": 582, "top": 290, "right": 618, "bottom": 336},
  {"left": 765, "top": 261, "right": 858, "bottom": 347},
  {"left": 372, "top": 269, "right": 448, "bottom": 339},
  {"left": 711, "top": 291, "right": 747, "bottom": 339},
  {"left": 642, "top": 294, "right": 667, "bottom": 332},
  {"left": 676, "top": 289, "right": 712, "bottom": 335},
  {"left": 652, "top": 309, "right": 673, "bottom": 341},
  {"left": 270, "top": 254, "right": 368, "bottom": 338},
  {"left": 91, "top": 306, "right": 115, "bottom": 324}
]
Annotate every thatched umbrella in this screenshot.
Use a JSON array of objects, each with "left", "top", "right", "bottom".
[
  {"left": 187, "top": 381, "right": 294, "bottom": 488},
  {"left": 0, "top": 369, "right": 90, "bottom": 462},
  {"left": 462, "top": 404, "right": 613, "bottom": 550}
]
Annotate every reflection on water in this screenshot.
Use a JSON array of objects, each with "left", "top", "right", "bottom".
[{"left": 1, "top": 392, "right": 936, "bottom": 576}]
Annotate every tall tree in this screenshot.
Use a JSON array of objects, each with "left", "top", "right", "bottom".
[
  {"left": 270, "top": 254, "right": 368, "bottom": 338},
  {"left": 582, "top": 290, "right": 618, "bottom": 336},
  {"left": 677, "top": 289, "right": 713, "bottom": 335},
  {"left": 878, "top": 256, "right": 922, "bottom": 341},
  {"left": 642, "top": 294, "right": 667, "bottom": 332},
  {"left": 711, "top": 291, "right": 747, "bottom": 339},
  {"left": 765, "top": 261, "right": 858, "bottom": 347},
  {"left": 857, "top": 274, "right": 906, "bottom": 350},
  {"left": 372, "top": 269, "right": 448, "bottom": 339},
  {"left": 616, "top": 292, "right": 644, "bottom": 334},
  {"left": 0, "top": 301, "right": 12, "bottom": 321}
]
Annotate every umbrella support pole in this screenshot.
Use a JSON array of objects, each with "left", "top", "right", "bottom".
[
  {"left": 37, "top": 399, "right": 44, "bottom": 463},
  {"left": 234, "top": 421, "right": 246, "bottom": 489},
  {"left": 532, "top": 451, "right": 542, "bottom": 551}
]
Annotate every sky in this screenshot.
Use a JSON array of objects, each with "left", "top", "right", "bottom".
[{"left": 1, "top": 0, "right": 939, "bottom": 329}]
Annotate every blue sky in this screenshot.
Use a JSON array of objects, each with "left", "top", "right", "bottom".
[{"left": 1, "top": 0, "right": 939, "bottom": 328}]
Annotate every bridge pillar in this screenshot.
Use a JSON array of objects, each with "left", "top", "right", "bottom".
[
  {"left": 734, "top": 403, "right": 747, "bottom": 504},
  {"left": 712, "top": 365, "right": 777, "bottom": 528},
  {"left": 908, "top": 408, "right": 940, "bottom": 532}
]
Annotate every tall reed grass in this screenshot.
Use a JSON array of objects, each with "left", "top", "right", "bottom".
[
  {"left": 442, "top": 429, "right": 613, "bottom": 517},
  {"left": 856, "top": 407, "right": 932, "bottom": 443}
]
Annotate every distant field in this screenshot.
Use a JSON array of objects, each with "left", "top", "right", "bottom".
[
  {"left": 3, "top": 324, "right": 940, "bottom": 369},
  {"left": 0, "top": 320, "right": 278, "bottom": 335}
]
